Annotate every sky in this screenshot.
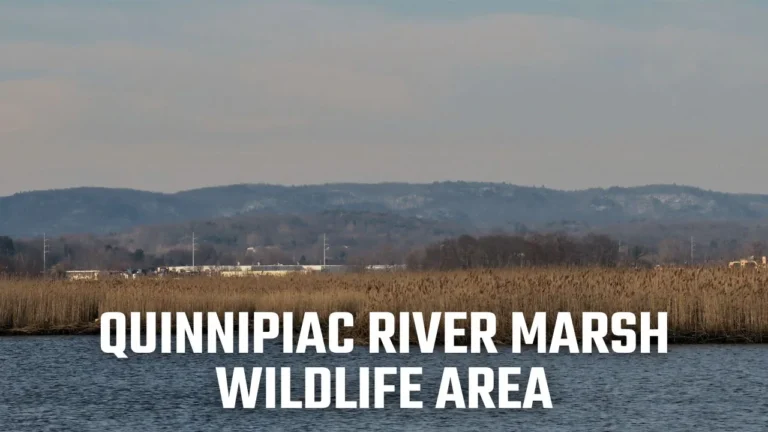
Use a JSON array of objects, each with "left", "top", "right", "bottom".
[{"left": 2, "top": 0, "right": 768, "bottom": 195}]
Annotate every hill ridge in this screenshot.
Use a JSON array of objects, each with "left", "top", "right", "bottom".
[{"left": 3, "top": 182, "right": 768, "bottom": 237}]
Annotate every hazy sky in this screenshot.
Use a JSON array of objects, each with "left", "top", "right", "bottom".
[{"left": 2, "top": 0, "right": 768, "bottom": 195}]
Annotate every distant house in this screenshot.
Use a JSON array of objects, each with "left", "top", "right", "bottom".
[
  {"left": 65, "top": 270, "right": 103, "bottom": 281},
  {"left": 146, "top": 263, "right": 404, "bottom": 278},
  {"left": 366, "top": 265, "right": 407, "bottom": 272}
]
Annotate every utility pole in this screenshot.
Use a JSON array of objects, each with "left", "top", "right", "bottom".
[
  {"left": 42, "top": 233, "right": 49, "bottom": 276},
  {"left": 323, "top": 233, "right": 329, "bottom": 267},
  {"left": 192, "top": 231, "right": 196, "bottom": 268},
  {"left": 690, "top": 236, "right": 695, "bottom": 265}
]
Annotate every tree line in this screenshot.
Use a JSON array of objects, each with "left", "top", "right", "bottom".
[
  {"left": 0, "top": 234, "right": 406, "bottom": 276},
  {"left": 3, "top": 229, "right": 767, "bottom": 276},
  {"left": 406, "top": 233, "right": 622, "bottom": 270}
]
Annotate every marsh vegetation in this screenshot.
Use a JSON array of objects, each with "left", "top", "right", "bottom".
[{"left": 1, "top": 268, "right": 766, "bottom": 342}]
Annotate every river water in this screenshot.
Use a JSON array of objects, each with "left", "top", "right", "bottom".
[{"left": 0, "top": 337, "right": 766, "bottom": 431}]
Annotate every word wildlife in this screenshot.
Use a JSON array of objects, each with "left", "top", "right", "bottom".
[{"left": 101, "top": 311, "right": 668, "bottom": 409}]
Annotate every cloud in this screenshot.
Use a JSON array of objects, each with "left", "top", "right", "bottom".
[{"left": 1, "top": 1, "right": 767, "bottom": 194}]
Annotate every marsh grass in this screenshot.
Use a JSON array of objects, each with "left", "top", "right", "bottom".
[{"left": 1, "top": 268, "right": 766, "bottom": 342}]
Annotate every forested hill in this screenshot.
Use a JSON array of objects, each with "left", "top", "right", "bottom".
[{"left": 2, "top": 182, "right": 768, "bottom": 237}]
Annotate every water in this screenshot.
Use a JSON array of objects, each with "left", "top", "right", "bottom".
[{"left": 1, "top": 337, "right": 767, "bottom": 431}]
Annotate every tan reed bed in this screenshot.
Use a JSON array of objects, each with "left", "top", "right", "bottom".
[{"left": 0, "top": 268, "right": 767, "bottom": 342}]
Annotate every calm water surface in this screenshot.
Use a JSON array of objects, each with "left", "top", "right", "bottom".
[{"left": 0, "top": 337, "right": 766, "bottom": 431}]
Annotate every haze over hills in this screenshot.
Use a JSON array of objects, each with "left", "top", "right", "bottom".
[{"left": 2, "top": 182, "right": 768, "bottom": 238}]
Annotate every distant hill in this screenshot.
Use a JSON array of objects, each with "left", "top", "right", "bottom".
[{"left": 3, "top": 182, "right": 768, "bottom": 237}]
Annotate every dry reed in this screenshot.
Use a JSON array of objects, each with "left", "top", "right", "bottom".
[{"left": 1, "top": 268, "right": 767, "bottom": 343}]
